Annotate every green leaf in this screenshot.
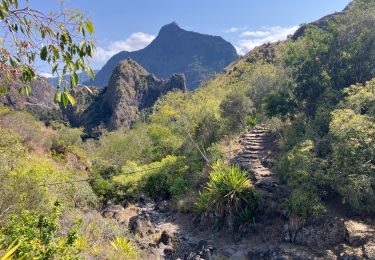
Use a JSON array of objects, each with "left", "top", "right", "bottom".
[
  {"left": 18, "top": 85, "right": 31, "bottom": 96},
  {"left": 54, "top": 92, "right": 62, "bottom": 103},
  {"left": 83, "top": 85, "right": 93, "bottom": 94},
  {"left": 52, "top": 63, "right": 58, "bottom": 74},
  {"left": 40, "top": 46, "right": 48, "bottom": 61},
  {"left": 2, "top": 1, "right": 9, "bottom": 13},
  {"left": 85, "top": 20, "right": 94, "bottom": 34},
  {"left": 70, "top": 73, "right": 78, "bottom": 89},
  {"left": 66, "top": 92, "right": 76, "bottom": 106},
  {"left": 1, "top": 240, "right": 20, "bottom": 260},
  {"left": 86, "top": 67, "right": 95, "bottom": 79},
  {"left": 61, "top": 92, "right": 68, "bottom": 107},
  {"left": 5, "top": 71, "right": 10, "bottom": 83},
  {"left": 0, "top": 85, "right": 7, "bottom": 96}
]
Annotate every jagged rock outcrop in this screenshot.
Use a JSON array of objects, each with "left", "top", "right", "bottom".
[
  {"left": 62, "top": 86, "right": 102, "bottom": 128},
  {"left": 65, "top": 59, "right": 186, "bottom": 132},
  {"left": 0, "top": 76, "right": 57, "bottom": 111},
  {"left": 102, "top": 59, "right": 186, "bottom": 130},
  {"left": 86, "top": 22, "right": 238, "bottom": 90}
]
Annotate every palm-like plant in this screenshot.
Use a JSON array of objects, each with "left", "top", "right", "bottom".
[{"left": 196, "top": 161, "right": 258, "bottom": 230}]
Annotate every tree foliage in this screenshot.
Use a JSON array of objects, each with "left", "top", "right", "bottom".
[{"left": 0, "top": 0, "right": 95, "bottom": 107}]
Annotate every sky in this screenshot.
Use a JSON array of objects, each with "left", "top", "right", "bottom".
[{"left": 28, "top": 0, "right": 351, "bottom": 75}]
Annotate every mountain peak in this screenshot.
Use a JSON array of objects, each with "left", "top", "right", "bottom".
[
  {"left": 159, "top": 22, "right": 183, "bottom": 34},
  {"left": 87, "top": 23, "right": 238, "bottom": 89}
]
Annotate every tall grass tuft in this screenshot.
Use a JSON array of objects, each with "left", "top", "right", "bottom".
[{"left": 196, "top": 161, "right": 258, "bottom": 230}]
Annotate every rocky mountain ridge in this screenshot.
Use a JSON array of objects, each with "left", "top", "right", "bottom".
[
  {"left": 63, "top": 59, "right": 186, "bottom": 133},
  {"left": 86, "top": 22, "right": 238, "bottom": 90}
]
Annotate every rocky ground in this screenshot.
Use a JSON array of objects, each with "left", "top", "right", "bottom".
[{"left": 102, "top": 125, "right": 375, "bottom": 259}]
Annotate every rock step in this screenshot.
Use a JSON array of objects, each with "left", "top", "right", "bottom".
[
  {"left": 243, "top": 133, "right": 267, "bottom": 138},
  {"left": 255, "top": 177, "right": 280, "bottom": 192},
  {"left": 241, "top": 137, "right": 272, "bottom": 141},
  {"left": 241, "top": 150, "right": 262, "bottom": 155},
  {"left": 239, "top": 154, "right": 259, "bottom": 159},
  {"left": 244, "top": 145, "right": 264, "bottom": 151},
  {"left": 241, "top": 135, "right": 272, "bottom": 140},
  {"left": 245, "top": 130, "right": 267, "bottom": 135},
  {"left": 240, "top": 140, "right": 271, "bottom": 145}
]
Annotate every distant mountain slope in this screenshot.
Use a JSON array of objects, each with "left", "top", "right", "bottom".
[
  {"left": 0, "top": 77, "right": 56, "bottom": 111},
  {"left": 86, "top": 22, "right": 238, "bottom": 90},
  {"left": 48, "top": 70, "right": 99, "bottom": 88},
  {"left": 64, "top": 59, "right": 186, "bottom": 133}
]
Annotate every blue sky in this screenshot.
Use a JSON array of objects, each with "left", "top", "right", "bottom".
[{"left": 29, "top": 0, "right": 351, "bottom": 73}]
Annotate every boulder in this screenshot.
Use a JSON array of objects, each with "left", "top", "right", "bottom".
[
  {"left": 128, "top": 213, "right": 155, "bottom": 237},
  {"left": 158, "top": 230, "right": 172, "bottom": 245},
  {"left": 363, "top": 240, "right": 375, "bottom": 259},
  {"left": 344, "top": 220, "right": 375, "bottom": 246},
  {"left": 294, "top": 217, "right": 346, "bottom": 247},
  {"left": 102, "top": 204, "right": 138, "bottom": 225}
]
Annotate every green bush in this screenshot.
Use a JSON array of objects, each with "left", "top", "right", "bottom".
[
  {"left": 0, "top": 203, "right": 80, "bottom": 259},
  {"left": 328, "top": 81, "right": 375, "bottom": 212},
  {"left": 91, "top": 156, "right": 191, "bottom": 204},
  {"left": 263, "top": 91, "right": 296, "bottom": 120},
  {"left": 220, "top": 91, "right": 254, "bottom": 132},
  {"left": 143, "top": 172, "right": 171, "bottom": 201},
  {"left": 196, "top": 161, "right": 258, "bottom": 229},
  {"left": 143, "top": 123, "right": 183, "bottom": 161},
  {"left": 284, "top": 189, "right": 326, "bottom": 222}
]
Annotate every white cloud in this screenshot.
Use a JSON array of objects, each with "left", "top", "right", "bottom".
[
  {"left": 39, "top": 72, "right": 53, "bottom": 78},
  {"left": 224, "top": 26, "right": 246, "bottom": 33},
  {"left": 235, "top": 25, "right": 299, "bottom": 55},
  {"left": 92, "top": 32, "right": 155, "bottom": 64}
]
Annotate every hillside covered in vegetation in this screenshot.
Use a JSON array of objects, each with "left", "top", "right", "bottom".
[{"left": 1, "top": 0, "right": 375, "bottom": 259}]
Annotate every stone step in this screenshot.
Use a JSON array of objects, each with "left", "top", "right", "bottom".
[
  {"left": 239, "top": 154, "right": 259, "bottom": 160},
  {"left": 243, "top": 133, "right": 267, "bottom": 138},
  {"left": 244, "top": 145, "right": 264, "bottom": 151},
  {"left": 249, "top": 130, "right": 267, "bottom": 135},
  {"left": 242, "top": 136, "right": 271, "bottom": 141},
  {"left": 241, "top": 140, "right": 271, "bottom": 145},
  {"left": 235, "top": 158, "right": 259, "bottom": 164},
  {"left": 242, "top": 150, "right": 261, "bottom": 155},
  {"left": 254, "top": 172, "right": 273, "bottom": 178}
]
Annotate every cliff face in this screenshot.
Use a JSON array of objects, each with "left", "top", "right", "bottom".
[
  {"left": 0, "top": 76, "right": 57, "bottom": 111},
  {"left": 65, "top": 59, "right": 186, "bottom": 132},
  {"left": 102, "top": 59, "right": 186, "bottom": 130},
  {"left": 86, "top": 22, "right": 238, "bottom": 90}
]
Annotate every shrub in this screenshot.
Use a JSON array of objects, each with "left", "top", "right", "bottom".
[
  {"left": 220, "top": 91, "right": 254, "bottom": 132},
  {"left": 196, "top": 161, "right": 258, "bottom": 230},
  {"left": 143, "top": 172, "right": 171, "bottom": 201},
  {"left": 274, "top": 140, "right": 329, "bottom": 220},
  {"left": 92, "top": 156, "right": 191, "bottom": 205},
  {"left": 144, "top": 123, "right": 183, "bottom": 161},
  {"left": 284, "top": 189, "right": 326, "bottom": 222},
  {"left": 207, "top": 143, "right": 225, "bottom": 164},
  {"left": 262, "top": 90, "right": 296, "bottom": 120},
  {"left": 140, "top": 156, "right": 191, "bottom": 201},
  {"left": 0, "top": 110, "right": 53, "bottom": 151},
  {"left": 55, "top": 124, "right": 84, "bottom": 147},
  {"left": 0, "top": 203, "right": 80, "bottom": 259},
  {"left": 110, "top": 237, "right": 137, "bottom": 259},
  {"left": 244, "top": 116, "right": 257, "bottom": 130},
  {"left": 88, "top": 125, "right": 151, "bottom": 167}
]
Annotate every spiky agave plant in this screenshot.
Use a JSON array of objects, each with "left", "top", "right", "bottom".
[
  {"left": 196, "top": 161, "right": 258, "bottom": 230},
  {"left": 110, "top": 237, "right": 137, "bottom": 259}
]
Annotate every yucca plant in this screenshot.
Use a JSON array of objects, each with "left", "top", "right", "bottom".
[
  {"left": 0, "top": 240, "right": 20, "bottom": 260},
  {"left": 110, "top": 237, "right": 137, "bottom": 259},
  {"left": 196, "top": 161, "right": 258, "bottom": 230}
]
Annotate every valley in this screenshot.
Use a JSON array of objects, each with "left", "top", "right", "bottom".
[{"left": 0, "top": 0, "right": 374, "bottom": 259}]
